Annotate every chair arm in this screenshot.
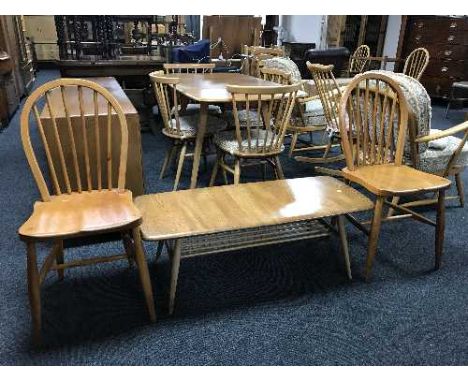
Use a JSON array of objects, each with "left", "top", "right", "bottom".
[
  {"left": 415, "top": 121, "right": 468, "bottom": 143},
  {"left": 296, "top": 94, "right": 320, "bottom": 103}
]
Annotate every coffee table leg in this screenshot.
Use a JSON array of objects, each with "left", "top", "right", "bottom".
[
  {"left": 190, "top": 103, "right": 208, "bottom": 189},
  {"left": 169, "top": 239, "right": 182, "bottom": 315},
  {"left": 337, "top": 215, "right": 352, "bottom": 280}
]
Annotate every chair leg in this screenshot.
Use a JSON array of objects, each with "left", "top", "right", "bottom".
[
  {"left": 435, "top": 190, "right": 446, "bottom": 270},
  {"left": 233, "top": 158, "right": 241, "bottom": 185},
  {"left": 27, "top": 241, "right": 41, "bottom": 345},
  {"left": 209, "top": 149, "right": 222, "bottom": 186},
  {"left": 289, "top": 132, "right": 299, "bottom": 157},
  {"left": 159, "top": 143, "right": 175, "bottom": 179},
  {"left": 387, "top": 196, "right": 400, "bottom": 217},
  {"left": 173, "top": 142, "right": 187, "bottom": 191},
  {"left": 337, "top": 215, "right": 352, "bottom": 280},
  {"left": 169, "top": 239, "right": 182, "bottom": 315},
  {"left": 221, "top": 154, "right": 229, "bottom": 185},
  {"left": 455, "top": 173, "right": 465, "bottom": 207},
  {"left": 132, "top": 227, "right": 156, "bottom": 322},
  {"left": 365, "top": 196, "right": 385, "bottom": 282},
  {"left": 274, "top": 156, "right": 285, "bottom": 179},
  {"left": 55, "top": 240, "right": 64, "bottom": 280}
]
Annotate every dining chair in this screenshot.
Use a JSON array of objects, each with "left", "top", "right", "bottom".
[
  {"left": 18, "top": 78, "right": 156, "bottom": 344},
  {"left": 337, "top": 72, "right": 451, "bottom": 281},
  {"left": 150, "top": 71, "right": 226, "bottom": 190},
  {"left": 348, "top": 44, "right": 370, "bottom": 76},
  {"left": 209, "top": 83, "right": 300, "bottom": 185},
  {"left": 402, "top": 47, "right": 429, "bottom": 81}
]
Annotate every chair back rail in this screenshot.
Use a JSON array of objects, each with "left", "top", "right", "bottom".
[
  {"left": 163, "top": 63, "right": 215, "bottom": 74},
  {"left": 403, "top": 48, "right": 430, "bottom": 81},
  {"left": 349, "top": 45, "right": 370, "bottom": 75},
  {"left": 260, "top": 67, "right": 292, "bottom": 85},
  {"left": 20, "top": 78, "right": 129, "bottom": 202},
  {"left": 227, "top": 83, "right": 300, "bottom": 155},
  {"left": 307, "top": 62, "right": 343, "bottom": 130},
  {"left": 338, "top": 72, "right": 409, "bottom": 170},
  {"left": 149, "top": 71, "right": 182, "bottom": 137}
]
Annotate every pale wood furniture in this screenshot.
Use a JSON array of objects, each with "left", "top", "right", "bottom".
[
  {"left": 403, "top": 47, "right": 430, "bottom": 81},
  {"left": 39, "top": 76, "right": 145, "bottom": 196},
  {"left": 348, "top": 44, "right": 370, "bottom": 76},
  {"left": 149, "top": 71, "right": 226, "bottom": 190},
  {"left": 260, "top": 66, "right": 291, "bottom": 85},
  {"left": 292, "top": 63, "right": 345, "bottom": 173},
  {"left": 163, "top": 63, "right": 215, "bottom": 74},
  {"left": 162, "top": 72, "right": 281, "bottom": 188},
  {"left": 19, "top": 78, "right": 156, "bottom": 345},
  {"left": 338, "top": 72, "right": 451, "bottom": 281},
  {"left": 134, "top": 176, "right": 374, "bottom": 314},
  {"left": 209, "top": 83, "right": 300, "bottom": 185}
]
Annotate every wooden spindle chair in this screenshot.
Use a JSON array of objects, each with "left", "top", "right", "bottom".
[
  {"left": 291, "top": 63, "right": 345, "bottom": 175},
  {"left": 150, "top": 71, "right": 226, "bottom": 190},
  {"left": 163, "top": 63, "right": 215, "bottom": 74},
  {"left": 338, "top": 72, "right": 451, "bottom": 281},
  {"left": 18, "top": 78, "right": 156, "bottom": 344},
  {"left": 260, "top": 66, "right": 292, "bottom": 85},
  {"left": 348, "top": 44, "right": 370, "bottom": 76},
  {"left": 209, "top": 83, "right": 300, "bottom": 185},
  {"left": 402, "top": 47, "right": 429, "bottom": 81}
]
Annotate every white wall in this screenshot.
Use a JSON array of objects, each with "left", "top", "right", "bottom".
[
  {"left": 381, "top": 15, "right": 402, "bottom": 71},
  {"left": 280, "top": 15, "right": 324, "bottom": 45}
]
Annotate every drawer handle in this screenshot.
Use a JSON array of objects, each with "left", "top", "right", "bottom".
[
  {"left": 444, "top": 50, "right": 453, "bottom": 56},
  {"left": 415, "top": 35, "right": 422, "bottom": 41},
  {"left": 417, "top": 22, "right": 424, "bottom": 28},
  {"left": 441, "top": 67, "right": 448, "bottom": 73},
  {"left": 447, "top": 35, "right": 455, "bottom": 41},
  {"left": 450, "top": 22, "right": 457, "bottom": 28}
]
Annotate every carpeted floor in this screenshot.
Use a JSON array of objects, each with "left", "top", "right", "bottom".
[{"left": 0, "top": 70, "right": 467, "bottom": 365}]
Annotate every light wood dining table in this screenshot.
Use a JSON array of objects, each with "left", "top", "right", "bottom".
[{"left": 165, "top": 72, "right": 280, "bottom": 189}]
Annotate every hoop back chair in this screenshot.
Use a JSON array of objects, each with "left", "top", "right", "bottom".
[
  {"left": 348, "top": 45, "right": 370, "bottom": 76},
  {"left": 338, "top": 72, "right": 451, "bottom": 280},
  {"left": 402, "top": 47, "right": 429, "bottom": 81},
  {"left": 150, "top": 71, "right": 225, "bottom": 190},
  {"left": 210, "top": 83, "right": 300, "bottom": 185},
  {"left": 163, "top": 63, "right": 215, "bottom": 74},
  {"left": 19, "top": 78, "right": 156, "bottom": 344},
  {"left": 292, "top": 63, "right": 346, "bottom": 175}
]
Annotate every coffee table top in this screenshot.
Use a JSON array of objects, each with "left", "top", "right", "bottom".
[
  {"left": 135, "top": 176, "right": 373, "bottom": 241},
  {"left": 165, "top": 73, "right": 279, "bottom": 103}
]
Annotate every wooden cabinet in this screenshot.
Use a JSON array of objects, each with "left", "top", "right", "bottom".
[{"left": 399, "top": 16, "right": 468, "bottom": 99}]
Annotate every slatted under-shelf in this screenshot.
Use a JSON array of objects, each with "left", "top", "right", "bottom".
[{"left": 179, "top": 219, "right": 331, "bottom": 258}]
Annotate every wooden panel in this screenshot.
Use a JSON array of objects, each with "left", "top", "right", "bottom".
[
  {"left": 40, "top": 77, "right": 145, "bottom": 196},
  {"left": 134, "top": 176, "right": 374, "bottom": 241}
]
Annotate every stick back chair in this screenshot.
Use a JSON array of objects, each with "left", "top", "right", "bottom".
[
  {"left": 402, "top": 47, "right": 429, "bottom": 81},
  {"left": 210, "top": 83, "right": 300, "bottom": 185},
  {"left": 338, "top": 72, "right": 451, "bottom": 280},
  {"left": 163, "top": 63, "right": 215, "bottom": 74},
  {"left": 260, "top": 66, "right": 291, "bottom": 85},
  {"left": 150, "top": 71, "right": 225, "bottom": 190},
  {"left": 291, "top": 63, "right": 345, "bottom": 174},
  {"left": 348, "top": 44, "right": 370, "bottom": 76},
  {"left": 18, "top": 78, "right": 156, "bottom": 344}
]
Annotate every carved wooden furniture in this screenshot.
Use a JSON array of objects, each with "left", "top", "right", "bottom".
[
  {"left": 209, "top": 83, "right": 300, "bottom": 185},
  {"left": 402, "top": 47, "right": 430, "bottom": 81},
  {"left": 338, "top": 72, "right": 451, "bottom": 280},
  {"left": 19, "top": 78, "right": 156, "bottom": 344},
  {"left": 445, "top": 81, "right": 468, "bottom": 117},
  {"left": 134, "top": 176, "right": 374, "bottom": 314},
  {"left": 149, "top": 71, "right": 226, "bottom": 190},
  {"left": 162, "top": 72, "right": 280, "bottom": 188},
  {"left": 39, "top": 77, "right": 145, "bottom": 196},
  {"left": 348, "top": 44, "right": 370, "bottom": 76},
  {"left": 397, "top": 16, "right": 467, "bottom": 99},
  {"left": 293, "top": 63, "right": 346, "bottom": 176}
]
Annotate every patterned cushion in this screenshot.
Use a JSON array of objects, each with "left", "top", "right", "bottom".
[
  {"left": 214, "top": 129, "right": 285, "bottom": 155},
  {"left": 302, "top": 98, "right": 327, "bottom": 126},
  {"left": 261, "top": 57, "right": 302, "bottom": 84},
  {"left": 183, "top": 104, "right": 222, "bottom": 116},
  {"left": 164, "top": 114, "right": 226, "bottom": 138},
  {"left": 416, "top": 130, "right": 468, "bottom": 174},
  {"left": 225, "top": 109, "right": 264, "bottom": 127}
]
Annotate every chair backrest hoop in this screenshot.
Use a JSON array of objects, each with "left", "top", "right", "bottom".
[
  {"left": 20, "top": 78, "right": 129, "bottom": 202},
  {"left": 349, "top": 44, "right": 370, "bottom": 74},
  {"left": 403, "top": 47, "right": 430, "bottom": 81}
]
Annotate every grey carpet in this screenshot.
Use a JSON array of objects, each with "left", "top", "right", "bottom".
[{"left": 0, "top": 70, "right": 467, "bottom": 365}]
